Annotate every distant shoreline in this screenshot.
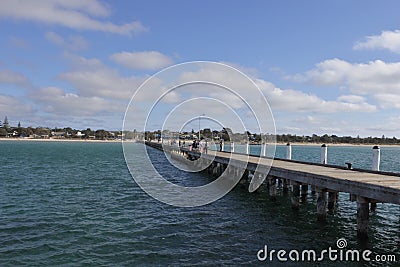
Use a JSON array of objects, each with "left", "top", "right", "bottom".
[
  {"left": 273, "top": 142, "right": 400, "bottom": 148},
  {"left": 0, "top": 138, "right": 123, "bottom": 143},
  {"left": 1, "top": 138, "right": 399, "bottom": 147}
]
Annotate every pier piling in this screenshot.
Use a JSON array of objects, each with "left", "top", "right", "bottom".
[
  {"left": 301, "top": 184, "right": 308, "bottom": 201},
  {"left": 317, "top": 188, "right": 327, "bottom": 221},
  {"left": 291, "top": 181, "right": 300, "bottom": 210},
  {"left": 311, "top": 185, "right": 316, "bottom": 195},
  {"left": 282, "top": 179, "right": 289, "bottom": 195},
  {"left": 357, "top": 196, "right": 370, "bottom": 238},
  {"left": 268, "top": 177, "right": 277, "bottom": 200},
  {"left": 328, "top": 191, "right": 338, "bottom": 211},
  {"left": 370, "top": 202, "right": 377, "bottom": 212}
]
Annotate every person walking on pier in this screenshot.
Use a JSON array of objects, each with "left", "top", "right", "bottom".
[
  {"left": 219, "top": 140, "right": 223, "bottom": 152},
  {"left": 199, "top": 138, "right": 205, "bottom": 153}
]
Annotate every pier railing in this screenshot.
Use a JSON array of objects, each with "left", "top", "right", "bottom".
[{"left": 144, "top": 141, "right": 400, "bottom": 238}]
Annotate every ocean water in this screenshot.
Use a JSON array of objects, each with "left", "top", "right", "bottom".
[{"left": 1, "top": 141, "right": 399, "bottom": 266}]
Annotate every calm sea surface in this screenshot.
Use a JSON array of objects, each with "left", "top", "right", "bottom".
[{"left": 1, "top": 141, "right": 399, "bottom": 266}]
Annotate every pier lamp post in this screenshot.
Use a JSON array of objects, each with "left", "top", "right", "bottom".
[{"left": 199, "top": 114, "right": 205, "bottom": 140}]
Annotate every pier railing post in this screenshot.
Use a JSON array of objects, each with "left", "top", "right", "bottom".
[
  {"left": 261, "top": 143, "right": 267, "bottom": 157},
  {"left": 321, "top": 144, "right": 327, "bottom": 164},
  {"left": 286, "top": 143, "right": 292, "bottom": 160},
  {"left": 372, "top": 145, "right": 380, "bottom": 171},
  {"left": 371, "top": 146, "right": 380, "bottom": 211}
]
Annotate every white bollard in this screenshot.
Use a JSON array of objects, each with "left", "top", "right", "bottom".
[
  {"left": 231, "top": 142, "right": 235, "bottom": 153},
  {"left": 372, "top": 146, "right": 380, "bottom": 171},
  {"left": 286, "top": 143, "right": 292, "bottom": 160},
  {"left": 245, "top": 142, "right": 249, "bottom": 154},
  {"left": 321, "top": 144, "right": 328, "bottom": 164},
  {"left": 262, "top": 143, "right": 267, "bottom": 157}
]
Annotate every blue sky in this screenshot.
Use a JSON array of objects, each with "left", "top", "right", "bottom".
[{"left": 1, "top": 0, "right": 400, "bottom": 136}]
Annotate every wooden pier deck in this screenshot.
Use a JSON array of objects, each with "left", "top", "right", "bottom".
[
  {"left": 211, "top": 150, "right": 400, "bottom": 204},
  {"left": 145, "top": 141, "right": 400, "bottom": 237}
]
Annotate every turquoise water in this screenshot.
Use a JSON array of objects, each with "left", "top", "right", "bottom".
[{"left": 1, "top": 141, "right": 399, "bottom": 266}]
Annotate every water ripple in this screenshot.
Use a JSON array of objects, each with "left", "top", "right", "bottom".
[{"left": 1, "top": 141, "right": 399, "bottom": 266}]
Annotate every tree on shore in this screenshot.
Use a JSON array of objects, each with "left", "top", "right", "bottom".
[
  {"left": 95, "top": 129, "right": 111, "bottom": 140},
  {"left": 3, "top": 116, "right": 9, "bottom": 130},
  {"left": 35, "top": 127, "right": 50, "bottom": 136},
  {"left": 82, "top": 128, "right": 94, "bottom": 139},
  {"left": 0, "top": 128, "right": 7, "bottom": 137},
  {"left": 17, "top": 122, "right": 22, "bottom": 136}
]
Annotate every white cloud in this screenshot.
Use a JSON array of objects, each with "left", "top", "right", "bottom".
[
  {"left": 289, "top": 58, "right": 351, "bottom": 86},
  {"left": 33, "top": 87, "right": 123, "bottom": 116},
  {"left": 366, "top": 116, "right": 400, "bottom": 134},
  {"left": 64, "top": 53, "right": 104, "bottom": 69},
  {"left": 0, "top": 69, "right": 31, "bottom": 88},
  {"left": 293, "top": 115, "right": 320, "bottom": 124},
  {"left": 58, "top": 70, "right": 143, "bottom": 100},
  {"left": 337, "top": 95, "right": 366, "bottom": 103},
  {"left": 374, "top": 94, "right": 400, "bottom": 109},
  {"left": 172, "top": 62, "right": 373, "bottom": 114},
  {"left": 0, "top": 94, "right": 34, "bottom": 118},
  {"left": 123, "top": 63, "right": 378, "bottom": 134},
  {"left": 131, "top": 62, "right": 377, "bottom": 129},
  {"left": 354, "top": 30, "right": 400, "bottom": 54},
  {"left": 288, "top": 58, "right": 400, "bottom": 109},
  {"left": 256, "top": 79, "right": 376, "bottom": 113},
  {"left": 45, "top": 31, "right": 88, "bottom": 51},
  {"left": 293, "top": 59, "right": 400, "bottom": 94},
  {"left": 275, "top": 113, "right": 369, "bottom": 136},
  {"left": 58, "top": 55, "right": 145, "bottom": 99},
  {"left": 0, "top": 0, "right": 147, "bottom": 36},
  {"left": 110, "top": 51, "right": 173, "bottom": 70}
]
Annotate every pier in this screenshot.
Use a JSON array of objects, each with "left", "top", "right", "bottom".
[{"left": 145, "top": 141, "right": 400, "bottom": 238}]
